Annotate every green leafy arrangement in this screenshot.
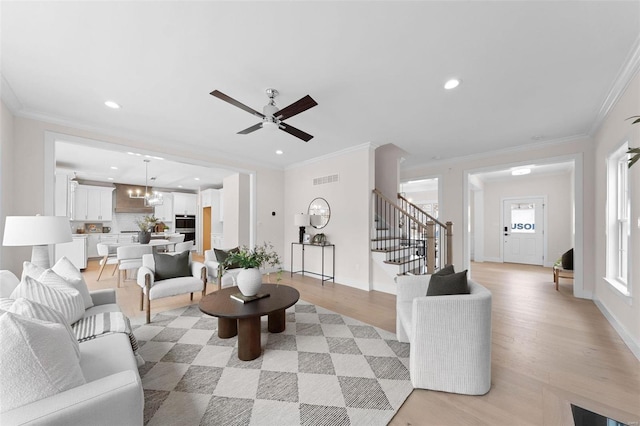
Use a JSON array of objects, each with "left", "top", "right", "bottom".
[
  {"left": 627, "top": 116, "right": 640, "bottom": 169},
  {"left": 225, "top": 242, "right": 282, "bottom": 270},
  {"left": 135, "top": 215, "right": 158, "bottom": 232}
]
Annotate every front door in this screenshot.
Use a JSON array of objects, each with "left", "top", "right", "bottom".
[{"left": 502, "top": 197, "right": 544, "bottom": 265}]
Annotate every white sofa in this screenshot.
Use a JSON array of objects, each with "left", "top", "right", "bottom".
[
  {"left": 0, "top": 270, "right": 144, "bottom": 425},
  {"left": 396, "top": 274, "right": 492, "bottom": 395}
]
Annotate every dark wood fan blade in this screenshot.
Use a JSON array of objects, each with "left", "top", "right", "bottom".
[
  {"left": 280, "top": 123, "right": 313, "bottom": 142},
  {"left": 274, "top": 95, "right": 318, "bottom": 121},
  {"left": 210, "top": 90, "right": 265, "bottom": 118},
  {"left": 237, "top": 122, "right": 263, "bottom": 134}
]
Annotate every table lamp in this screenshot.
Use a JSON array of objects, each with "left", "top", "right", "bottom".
[
  {"left": 2, "top": 215, "right": 73, "bottom": 268},
  {"left": 294, "top": 213, "right": 309, "bottom": 244}
]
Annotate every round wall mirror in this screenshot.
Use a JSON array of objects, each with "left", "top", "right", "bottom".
[{"left": 308, "top": 197, "right": 330, "bottom": 229}]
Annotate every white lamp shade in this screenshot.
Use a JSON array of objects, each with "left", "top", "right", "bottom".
[
  {"left": 3, "top": 216, "right": 72, "bottom": 246},
  {"left": 294, "top": 213, "right": 310, "bottom": 227}
]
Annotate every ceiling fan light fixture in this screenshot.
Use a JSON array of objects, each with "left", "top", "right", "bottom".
[{"left": 262, "top": 120, "right": 278, "bottom": 131}]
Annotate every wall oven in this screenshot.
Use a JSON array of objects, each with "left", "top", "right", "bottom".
[{"left": 175, "top": 215, "right": 196, "bottom": 243}]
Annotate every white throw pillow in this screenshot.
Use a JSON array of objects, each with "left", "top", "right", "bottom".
[
  {"left": 10, "top": 275, "right": 85, "bottom": 324},
  {"left": 0, "top": 312, "right": 86, "bottom": 413},
  {"left": 21, "top": 261, "right": 45, "bottom": 282},
  {"left": 52, "top": 256, "right": 94, "bottom": 309},
  {"left": 1, "top": 297, "right": 80, "bottom": 359}
]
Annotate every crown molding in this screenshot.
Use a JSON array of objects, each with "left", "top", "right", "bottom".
[
  {"left": 285, "top": 142, "right": 378, "bottom": 170},
  {"left": 402, "top": 133, "right": 589, "bottom": 172},
  {"left": 589, "top": 35, "right": 640, "bottom": 136}
]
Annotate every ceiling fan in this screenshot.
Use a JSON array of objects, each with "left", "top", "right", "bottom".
[{"left": 210, "top": 88, "right": 318, "bottom": 142}]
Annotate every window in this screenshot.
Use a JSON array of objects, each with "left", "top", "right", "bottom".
[{"left": 606, "top": 142, "right": 630, "bottom": 295}]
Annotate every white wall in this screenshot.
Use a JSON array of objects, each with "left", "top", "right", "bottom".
[
  {"left": 481, "top": 172, "right": 573, "bottom": 266},
  {"left": 284, "top": 144, "right": 375, "bottom": 291},
  {"left": 222, "top": 173, "right": 250, "bottom": 249},
  {"left": 1, "top": 101, "right": 17, "bottom": 271},
  {"left": 375, "top": 143, "right": 406, "bottom": 202},
  {"left": 593, "top": 71, "right": 640, "bottom": 356}
]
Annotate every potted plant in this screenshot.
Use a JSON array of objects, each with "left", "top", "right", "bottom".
[
  {"left": 225, "top": 242, "right": 282, "bottom": 296},
  {"left": 135, "top": 215, "right": 158, "bottom": 244}
]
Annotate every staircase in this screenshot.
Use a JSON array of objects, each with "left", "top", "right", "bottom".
[{"left": 372, "top": 189, "right": 452, "bottom": 277}]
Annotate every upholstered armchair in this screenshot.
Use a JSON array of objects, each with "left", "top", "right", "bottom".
[
  {"left": 395, "top": 274, "right": 492, "bottom": 395},
  {"left": 136, "top": 252, "right": 207, "bottom": 323},
  {"left": 203, "top": 248, "right": 242, "bottom": 291}
]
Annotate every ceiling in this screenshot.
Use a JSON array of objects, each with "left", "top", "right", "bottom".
[{"left": 2, "top": 1, "right": 639, "bottom": 173}]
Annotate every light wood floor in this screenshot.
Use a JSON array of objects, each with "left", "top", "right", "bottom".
[{"left": 82, "top": 258, "right": 640, "bottom": 425}]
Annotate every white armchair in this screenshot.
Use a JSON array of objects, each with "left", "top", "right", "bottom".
[
  {"left": 136, "top": 253, "right": 207, "bottom": 323},
  {"left": 204, "top": 249, "right": 242, "bottom": 291},
  {"left": 396, "top": 274, "right": 492, "bottom": 395}
]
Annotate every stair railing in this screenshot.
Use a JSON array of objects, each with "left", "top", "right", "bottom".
[
  {"left": 372, "top": 189, "right": 453, "bottom": 273},
  {"left": 397, "top": 194, "right": 453, "bottom": 270}
]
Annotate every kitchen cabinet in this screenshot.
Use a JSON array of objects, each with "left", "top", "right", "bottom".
[
  {"left": 72, "top": 184, "right": 114, "bottom": 221},
  {"left": 154, "top": 192, "right": 174, "bottom": 222},
  {"left": 172, "top": 192, "right": 197, "bottom": 216},
  {"left": 55, "top": 236, "right": 87, "bottom": 270},
  {"left": 87, "top": 234, "right": 100, "bottom": 258}
]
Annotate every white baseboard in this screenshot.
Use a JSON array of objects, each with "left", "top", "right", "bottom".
[
  {"left": 593, "top": 298, "right": 640, "bottom": 361},
  {"left": 482, "top": 257, "right": 502, "bottom": 263}
]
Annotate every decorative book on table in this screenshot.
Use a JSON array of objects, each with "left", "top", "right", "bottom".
[{"left": 230, "top": 292, "right": 270, "bottom": 303}]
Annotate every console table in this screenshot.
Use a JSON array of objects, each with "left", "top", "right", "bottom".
[{"left": 290, "top": 242, "right": 335, "bottom": 284}]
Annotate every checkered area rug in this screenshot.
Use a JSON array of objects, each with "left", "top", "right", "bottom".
[{"left": 131, "top": 300, "right": 412, "bottom": 426}]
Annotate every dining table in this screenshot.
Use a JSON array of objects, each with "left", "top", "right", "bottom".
[{"left": 99, "top": 239, "right": 172, "bottom": 273}]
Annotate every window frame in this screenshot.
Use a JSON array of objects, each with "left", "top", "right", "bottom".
[{"left": 605, "top": 142, "right": 631, "bottom": 298}]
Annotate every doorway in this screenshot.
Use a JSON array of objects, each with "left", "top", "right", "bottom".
[{"left": 502, "top": 197, "right": 545, "bottom": 265}]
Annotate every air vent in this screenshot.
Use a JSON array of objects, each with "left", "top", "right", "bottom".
[{"left": 313, "top": 174, "right": 339, "bottom": 186}]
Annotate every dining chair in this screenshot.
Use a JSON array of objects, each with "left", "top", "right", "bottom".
[
  {"left": 166, "top": 234, "right": 185, "bottom": 252},
  {"left": 116, "top": 245, "right": 153, "bottom": 287},
  {"left": 174, "top": 240, "right": 193, "bottom": 253},
  {"left": 96, "top": 243, "right": 118, "bottom": 281}
]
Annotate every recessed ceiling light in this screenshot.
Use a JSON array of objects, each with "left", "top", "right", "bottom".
[
  {"left": 444, "top": 79, "right": 461, "bottom": 90},
  {"left": 104, "top": 100, "right": 121, "bottom": 109},
  {"left": 275, "top": 150, "right": 283, "bottom": 155},
  {"left": 178, "top": 185, "right": 183, "bottom": 188},
  {"left": 512, "top": 168, "right": 531, "bottom": 176},
  {"left": 194, "top": 177, "right": 200, "bottom": 181},
  {"left": 107, "top": 177, "right": 114, "bottom": 180},
  {"left": 531, "top": 135, "right": 545, "bottom": 141},
  {"left": 110, "top": 166, "right": 118, "bottom": 170}
]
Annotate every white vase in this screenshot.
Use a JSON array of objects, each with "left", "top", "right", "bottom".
[{"left": 236, "top": 268, "right": 263, "bottom": 296}]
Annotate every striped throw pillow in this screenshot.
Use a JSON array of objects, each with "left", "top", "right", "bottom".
[
  {"left": 52, "top": 256, "right": 94, "bottom": 309},
  {"left": 10, "top": 275, "right": 85, "bottom": 325}
]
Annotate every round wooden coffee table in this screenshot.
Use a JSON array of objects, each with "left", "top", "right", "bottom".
[{"left": 199, "top": 284, "right": 300, "bottom": 361}]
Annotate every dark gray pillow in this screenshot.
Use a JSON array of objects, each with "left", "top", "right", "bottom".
[
  {"left": 433, "top": 264, "right": 455, "bottom": 276},
  {"left": 214, "top": 247, "right": 241, "bottom": 269},
  {"left": 561, "top": 248, "right": 573, "bottom": 270},
  {"left": 426, "top": 270, "right": 469, "bottom": 296},
  {"left": 153, "top": 251, "right": 191, "bottom": 281}
]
